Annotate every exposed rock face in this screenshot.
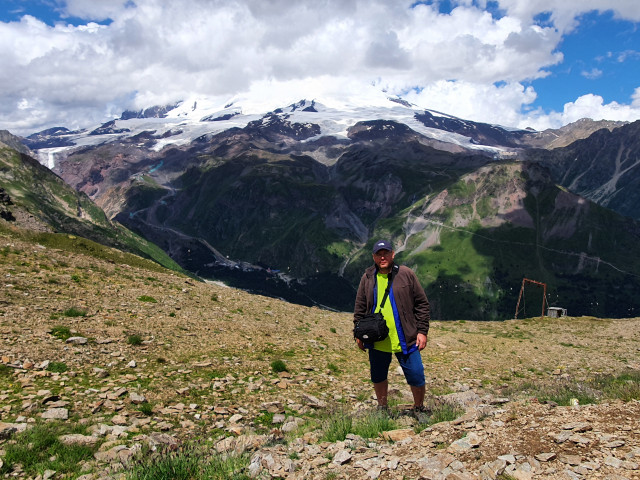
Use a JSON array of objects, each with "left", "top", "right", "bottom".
[
  {"left": 0, "top": 131, "right": 34, "bottom": 156},
  {"left": 529, "top": 120, "right": 640, "bottom": 222},
  {"left": 519, "top": 118, "right": 627, "bottom": 149}
]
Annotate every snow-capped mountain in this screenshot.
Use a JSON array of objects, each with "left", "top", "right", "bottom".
[{"left": 26, "top": 92, "right": 521, "bottom": 170}]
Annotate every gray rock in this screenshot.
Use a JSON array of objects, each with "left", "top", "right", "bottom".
[
  {"left": 93, "top": 368, "right": 109, "bottom": 378},
  {"left": 557, "top": 454, "right": 582, "bottom": 466},
  {"left": 42, "top": 408, "right": 69, "bottom": 420},
  {"left": 562, "top": 421, "right": 592, "bottom": 432},
  {"left": 448, "top": 432, "right": 483, "bottom": 453},
  {"left": 59, "top": 434, "right": 99, "bottom": 447},
  {"left": 333, "top": 449, "right": 352, "bottom": 465},
  {"left": 129, "top": 392, "right": 146, "bottom": 404},
  {"left": 301, "top": 393, "right": 326, "bottom": 408},
  {"left": 569, "top": 433, "right": 591, "bottom": 444},
  {"left": 111, "top": 414, "right": 128, "bottom": 425},
  {"left": 248, "top": 455, "right": 261, "bottom": 478},
  {"left": 66, "top": 336, "right": 88, "bottom": 344},
  {"left": 498, "top": 454, "right": 516, "bottom": 464},
  {"left": 535, "top": 452, "right": 557, "bottom": 462},
  {"left": 147, "top": 432, "right": 179, "bottom": 449},
  {"left": 42, "top": 470, "right": 56, "bottom": 480},
  {"left": 215, "top": 434, "right": 267, "bottom": 454},
  {"left": 229, "top": 413, "right": 243, "bottom": 423},
  {"left": 441, "top": 390, "right": 481, "bottom": 409},
  {"left": 281, "top": 417, "right": 304, "bottom": 433},
  {"left": 480, "top": 458, "right": 507, "bottom": 479},
  {"left": 94, "top": 444, "right": 132, "bottom": 463},
  {"left": 551, "top": 430, "right": 572, "bottom": 443},
  {"left": 606, "top": 440, "right": 626, "bottom": 448},
  {"left": 0, "top": 422, "right": 17, "bottom": 439}
]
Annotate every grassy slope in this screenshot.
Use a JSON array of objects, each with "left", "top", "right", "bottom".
[
  {"left": 0, "top": 144, "right": 186, "bottom": 275},
  {"left": 0, "top": 223, "right": 638, "bottom": 479}
]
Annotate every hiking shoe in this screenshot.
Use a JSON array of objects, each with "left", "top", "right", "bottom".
[{"left": 411, "top": 405, "right": 430, "bottom": 422}]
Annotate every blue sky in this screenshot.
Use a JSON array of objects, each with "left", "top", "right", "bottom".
[
  {"left": 529, "top": 10, "right": 640, "bottom": 113},
  {"left": 1, "top": 0, "right": 639, "bottom": 135}
]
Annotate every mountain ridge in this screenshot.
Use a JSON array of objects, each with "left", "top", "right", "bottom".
[{"left": 7, "top": 98, "right": 640, "bottom": 318}]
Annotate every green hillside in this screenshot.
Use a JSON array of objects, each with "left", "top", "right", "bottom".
[
  {"left": 352, "top": 162, "right": 640, "bottom": 319},
  {"left": 0, "top": 143, "right": 186, "bottom": 275}
]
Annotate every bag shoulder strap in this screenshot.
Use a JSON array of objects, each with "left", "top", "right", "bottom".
[{"left": 379, "top": 264, "right": 400, "bottom": 308}]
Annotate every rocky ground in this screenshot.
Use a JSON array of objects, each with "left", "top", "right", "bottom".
[{"left": 0, "top": 230, "right": 639, "bottom": 479}]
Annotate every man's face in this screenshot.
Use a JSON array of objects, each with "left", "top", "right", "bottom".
[{"left": 373, "top": 249, "right": 395, "bottom": 270}]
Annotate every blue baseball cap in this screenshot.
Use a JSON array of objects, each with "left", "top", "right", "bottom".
[{"left": 372, "top": 240, "right": 393, "bottom": 254}]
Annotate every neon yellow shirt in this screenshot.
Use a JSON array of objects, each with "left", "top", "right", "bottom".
[{"left": 373, "top": 272, "right": 401, "bottom": 353}]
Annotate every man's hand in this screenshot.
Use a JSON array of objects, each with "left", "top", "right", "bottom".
[
  {"left": 355, "top": 338, "right": 365, "bottom": 351},
  {"left": 416, "top": 333, "right": 428, "bottom": 350}
]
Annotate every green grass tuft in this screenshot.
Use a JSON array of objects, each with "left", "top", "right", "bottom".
[
  {"left": 46, "top": 361, "right": 68, "bottom": 373},
  {"left": 138, "top": 402, "right": 154, "bottom": 416},
  {"left": 0, "top": 422, "right": 100, "bottom": 476},
  {"left": 50, "top": 325, "right": 72, "bottom": 340},
  {"left": 270, "top": 359, "right": 288, "bottom": 373},
  {"left": 321, "top": 411, "right": 354, "bottom": 442},
  {"left": 127, "top": 334, "right": 144, "bottom": 345},
  {"left": 351, "top": 410, "right": 398, "bottom": 439},
  {"left": 137, "top": 295, "right": 158, "bottom": 303},
  {"left": 594, "top": 370, "right": 640, "bottom": 402},
  {"left": 126, "top": 445, "right": 250, "bottom": 480},
  {"left": 63, "top": 307, "right": 87, "bottom": 317}
]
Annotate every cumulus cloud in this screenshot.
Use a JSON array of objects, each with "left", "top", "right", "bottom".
[
  {"left": 0, "top": 0, "right": 639, "bottom": 135},
  {"left": 404, "top": 80, "right": 538, "bottom": 128},
  {"left": 561, "top": 94, "right": 640, "bottom": 123}
]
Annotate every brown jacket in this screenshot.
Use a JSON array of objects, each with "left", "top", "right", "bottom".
[{"left": 353, "top": 263, "right": 430, "bottom": 352}]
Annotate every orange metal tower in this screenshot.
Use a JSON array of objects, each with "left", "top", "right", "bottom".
[{"left": 514, "top": 278, "right": 547, "bottom": 319}]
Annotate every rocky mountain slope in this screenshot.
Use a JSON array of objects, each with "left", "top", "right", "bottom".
[
  {"left": 0, "top": 222, "right": 639, "bottom": 479},
  {"left": 517, "top": 118, "right": 626, "bottom": 150}
]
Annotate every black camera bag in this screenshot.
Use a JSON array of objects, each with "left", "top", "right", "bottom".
[
  {"left": 354, "top": 266, "right": 396, "bottom": 343},
  {"left": 354, "top": 311, "right": 389, "bottom": 343}
]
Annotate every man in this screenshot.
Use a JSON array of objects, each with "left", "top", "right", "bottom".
[{"left": 353, "top": 239, "right": 430, "bottom": 413}]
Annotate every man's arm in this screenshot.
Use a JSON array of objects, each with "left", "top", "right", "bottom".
[
  {"left": 353, "top": 274, "right": 369, "bottom": 322},
  {"left": 411, "top": 271, "right": 430, "bottom": 335},
  {"left": 353, "top": 274, "right": 369, "bottom": 350}
]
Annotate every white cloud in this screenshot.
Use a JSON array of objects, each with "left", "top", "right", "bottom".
[
  {"left": 404, "top": 80, "right": 538, "bottom": 127},
  {"left": 62, "top": 0, "right": 134, "bottom": 22},
  {"left": 633, "top": 87, "right": 640, "bottom": 107},
  {"left": 0, "top": 0, "right": 638, "bottom": 135},
  {"left": 581, "top": 68, "right": 603, "bottom": 79},
  {"left": 492, "top": 0, "right": 640, "bottom": 32},
  {"left": 561, "top": 94, "right": 640, "bottom": 124},
  {"left": 518, "top": 93, "right": 640, "bottom": 131}
]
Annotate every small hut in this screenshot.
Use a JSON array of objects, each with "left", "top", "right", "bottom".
[{"left": 547, "top": 306, "right": 567, "bottom": 318}]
